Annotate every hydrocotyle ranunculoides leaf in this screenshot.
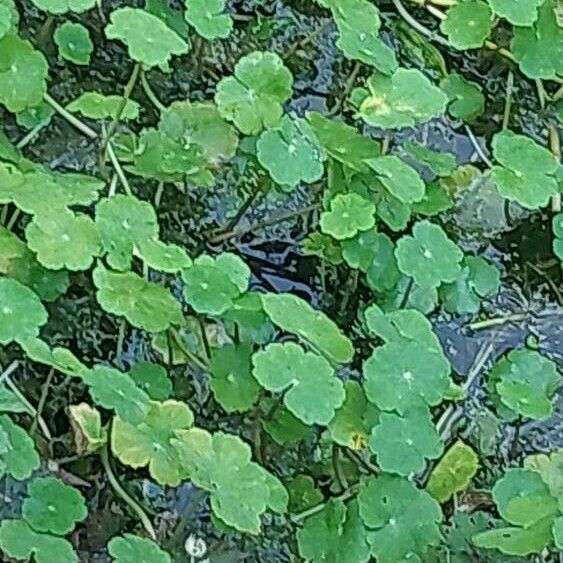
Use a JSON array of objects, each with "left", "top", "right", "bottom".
[
  {"left": 112, "top": 400, "right": 194, "bottom": 486},
  {"left": 320, "top": 193, "right": 376, "bottom": 241},
  {"left": 297, "top": 499, "right": 370, "bottom": 563},
  {"left": 358, "top": 474, "right": 443, "bottom": 563},
  {"left": 491, "top": 130, "right": 559, "bottom": 209},
  {"left": 93, "top": 265, "right": 183, "bottom": 332},
  {"left": 173, "top": 429, "right": 288, "bottom": 534},
  {"left": 488, "top": 0, "right": 545, "bottom": 26},
  {"left": 184, "top": 0, "right": 232, "bottom": 40},
  {"left": 107, "top": 534, "right": 172, "bottom": 563},
  {"left": 395, "top": 220, "right": 463, "bottom": 288},
  {"left": 0, "top": 415, "right": 41, "bottom": 480},
  {"left": 105, "top": 7, "right": 189, "bottom": 69},
  {"left": 261, "top": 292, "right": 354, "bottom": 364},
  {"left": 251, "top": 342, "right": 345, "bottom": 425},
  {"left": 426, "top": 440, "right": 479, "bottom": 502},
  {"left": 82, "top": 365, "right": 151, "bottom": 424},
  {"left": 369, "top": 406, "right": 443, "bottom": 476},
  {"left": 440, "top": 1, "right": 492, "bottom": 50},
  {"left": 354, "top": 68, "right": 448, "bottom": 130},
  {"left": 0, "top": 278, "right": 48, "bottom": 344},
  {"left": 215, "top": 50, "right": 293, "bottom": 135},
  {"left": 256, "top": 115, "right": 326, "bottom": 189},
  {"left": 67, "top": 91, "right": 140, "bottom": 121},
  {"left": 54, "top": 22, "right": 93, "bottom": 65}
]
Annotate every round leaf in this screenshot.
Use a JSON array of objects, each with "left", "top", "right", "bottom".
[
  {"left": 440, "top": 1, "right": 492, "bottom": 50},
  {"left": 440, "top": 73, "right": 485, "bottom": 122},
  {"left": 54, "top": 22, "right": 93, "bottom": 65},
  {"left": 488, "top": 0, "right": 546, "bottom": 26},
  {"left": 108, "top": 534, "right": 171, "bottom": 563},
  {"left": 0, "top": 415, "right": 40, "bottom": 480},
  {"left": 67, "top": 91, "right": 140, "bottom": 120},
  {"left": 185, "top": 0, "right": 232, "bottom": 39},
  {"left": 319, "top": 193, "right": 376, "bottom": 240}
]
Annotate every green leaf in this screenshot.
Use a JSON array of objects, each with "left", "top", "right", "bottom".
[
  {"left": 355, "top": 68, "right": 448, "bottom": 129},
  {"left": 491, "top": 130, "right": 559, "bottom": 209},
  {"left": 0, "top": 4, "right": 16, "bottom": 39},
  {"left": 302, "top": 232, "right": 344, "bottom": 266},
  {"left": 403, "top": 140, "right": 457, "bottom": 177},
  {"left": 22, "top": 477, "right": 87, "bottom": 536},
  {"left": 306, "top": 112, "right": 380, "bottom": 173},
  {"left": 328, "top": 381, "right": 379, "bottom": 449},
  {"left": 257, "top": 115, "right": 325, "bottom": 189},
  {"left": 181, "top": 253, "right": 248, "bottom": 316},
  {"left": 358, "top": 474, "right": 443, "bottom": 563},
  {"left": 297, "top": 499, "right": 370, "bottom": 563},
  {"left": 68, "top": 403, "right": 106, "bottom": 454},
  {"left": 411, "top": 182, "right": 454, "bottom": 217},
  {"left": 29, "top": 0, "right": 96, "bottom": 14},
  {"left": 0, "top": 226, "right": 69, "bottom": 302},
  {"left": 488, "top": 0, "right": 546, "bottom": 25},
  {"left": 553, "top": 517, "right": 563, "bottom": 550},
  {"left": 112, "top": 400, "right": 194, "bottom": 486},
  {"left": 326, "top": 0, "right": 397, "bottom": 74},
  {"left": 261, "top": 292, "right": 354, "bottom": 364},
  {"left": 95, "top": 194, "right": 190, "bottom": 272},
  {"left": 54, "top": 22, "right": 93, "bottom": 65},
  {"left": 473, "top": 520, "right": 554, "bottom": 556},
  {"left": 489, "top": 348, "right": 560, "bottom": 420},
  {"left": 0, "top": 278, "right": 48, "bottom": 344},
  {"left": 173, "top": 429, "right": 287, "bottom": 533},
  {"left": 511, "top": 0, "right": 563, "bottom": 79},
  {"left": 210, "top": 343, "right": 260, "bottom": 413},
  {"left": 0, "top": 34, "right": 48, "bottom": 112},
  {"left": 19, "top": 338, "right": 88, "bottom": 378},
  {"left": 320, "top": 193, "right": 376, "bottom": 240},
  {"left": 184, "top": 0, "right": 232, "bottom": 39},
  {"left": 145, "top": 0, "right": 189, "bottom": 39},
  {"left": 287, "top": 474, "right": 323, "bottom": 512},
  {"left": 67, "top": 91, "right": 140, "bottom": 120},
  {"left": 252, "top": 342, "right": 344, "bottom": 425},
  {"left": 365, "top": 155, "right": 425, "bottom": 204},
  {"left": 0, "top": 520, "right": 77, "bottom": 563},
  {"left": 426, "top": 441, "right": 479, "bottom": 502},
  {"left": 262, "top": 403, "right": 313, "bottom": 445},
  {"left": 380, "top": 275, "right": 438, "bottom": 314},
  {"left": 105, "top": 8, "right": 189, "bottom": 69},
  {"left": 439, "top": 255, "right": 501, "bottom": 314},
  {"left": 0, "top": 415, "right": 40, "bottom": 480},
  {"left": 215, "top": 51, "right": 293, "bottom": 135},
  {"left": 83, "top": 365, "right": 151, "bottom": 424},
  {"left": 370, "top": 406, "right": 443, "bottom": 476},
  {"left": 159, "top": 101, "right": 238, "bottom": 162},
  {"left": 440, "top": 73, "right": 485, "bottom": 122},
  {"left": 16, "top": 102, "right": 54, "bottom": 130},
  {"left": 396, "top": 220, "right": 463, "bottom": 288},
  {"left": 440, "top": 1, "right": 492, "bottom": 49},
  {"left": 26, "top": 210, "right": 102, "bottom": 271},
  {"left": 130, "top": 362, "right": 172, "bottom": 401},
  {"left": 93, "top": 265, "right": 183, "bottom": 332},
  {"left": 524, "top": 449, "right": 563, "bottom": 508},
  {"left": 0, "top": 385, "right": 28, "bottom": 413},
  {"left": 553, "top": 214, "right": 563, "bottom": 261},
  {"left": 107, "top": 534, "right": 171, "bottom": 563}
]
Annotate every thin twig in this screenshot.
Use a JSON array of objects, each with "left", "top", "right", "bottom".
[
  {"left": 502, "top": 71, "right": 513, "bottom": 131},
  {"left": 291, "top": 484, "right": 359, "bottom": 523},
  {"left": 464, "top": 125, "right": 493, "bottom": 168},
  {"left": 16, "top": 122, "right": 48, "bottom": 149},
  {"left": 44, "top": 93, "right": 98, "bottom": 139},
  {"left": 0, "top": 361, "right": 19, "bottom": 387},
  {"left": 467, "top": 313, "right": 527, "bottom": 331},
  {"left": 100, "top": 444, "right": 156, "bottom": 540},
  {"left": 30, "top": 369, "right": 54, "bottom": 437}
]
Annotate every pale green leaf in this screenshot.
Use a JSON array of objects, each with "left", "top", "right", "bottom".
[
  {"left": 54, "top": 22, "right": 93, "bottom": 65},
  {"left": 185, "top": 0, "right": 232, "bottom": 39}
]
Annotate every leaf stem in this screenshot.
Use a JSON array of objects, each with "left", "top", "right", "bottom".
[
  {"left": 332, "top": 446, "right": 348, "bottom": 493},
  {"left": 464, "top": 125, "right": 493, "bottom": 168},
  {"left": 140, "top": 70, "right": 166, "bottom": 113},
  {"left": 502, "top": 70, "right": 514, "bottom": 131},
  {"left": 169, "top": 328, "right": 210, "bottom": 372},
  {"left": 16, "top": 122, "right": 48, "bottom": 149},
  {"left": 291, "top": 483, "right": 359, "bottom": 523},
  {"left": 30, "top": 369, "right": 54, "bottom": 438},
  {"left": 100, "top": 443, "right": 157, "bottom": 540},
  {"left": 393, "top": 0, "right": 451, "bottom": 48},
  {"left": 467, "top": 313, "right": 527, "bottom": 331},
  {"left": 550, "top": 125, "right": 561, "bottom": 212},
  {"left": 44, "top": 93, "right": 98, "bottom": 139}
]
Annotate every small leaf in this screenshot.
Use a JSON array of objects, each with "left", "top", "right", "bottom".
[
  {"left": 297, "top": 499, "right": 370, "bottom": 563},
  {"left": 93, "top": 265, "right": 183, "bottom": 332},
  {"left": 355, "top": 68, "right": 448, "bottom": 129},
  {"left": 23, "top": 477, "right": 87, "bottom": 535},
  {"left": 370, "top": 406, "right": 443, "bottom": 476},
  {"left": 365, "top": 155, "right": 426, "bottom": 204},
  {"left": 184, "top": 0, "right": 232, "bottom": 39},
  {"left": 0, "top": 278, "right": 48, "bottom": 344},
  {"left": 358, "top": 475, "right": 443, "bottom": 563},
  {"left": 396, "top": 220, "right": 463, "bottom": 288},
  {"left": 0, "top": 415, "right": 40, "bottom": 480},
  {"left": 129, "top": 362, "right": 172, "bottom": 401},
  {"left": 257, "top": 115, "right": 325, "bottom": 189},
  {"left": 287, "top": 474, "right": 323, "bottom": 512},
  {"left": 426, "top": 441, "right": 479, "bottom": 502},
  {"left": 83, "top": 365, "right": 151, "bottom": 424},
  {"left": 440, "top": 73, "right": 485, "bottom": 122},
  {"left": 26, "top": 210, "right": 102, "bottom": 271},
  {"left": 488, "top": 0, "right": 546, "bottom": 26},
  {"left": 215, "top": 51, "right": 293, "bottom": 135},
  {"left": 105, "top": 8, "right": 189, "bottom": 69},
  {"left": 210, "top": 343, "right": 260, "bottom": 413},
  {"left": 261, "top": 292, "right": 354, "bottom": 364},
  {"left": 491, "top": 130, "right": 559, "bottom": 209},
  {"left": 440, "top": 1, "right": 492, "bottom": 50},
  {"left": 320, "top": 193, "right": 376, "bottom": 240},
  {"left": 54, "top": 22, "right": 93, "bottom": 65},
  {"left": 69, "top": 403, "right": 106, "bottom": 454},
  {"left": 67, "top": 91, "right": 140, "bottom": 120},
  {"left": 107, "top": 534, "right": 171, "bottom": 563},
  {"left": 112, "top": 400, "right": 194, "bottom": 486},
  {"left": 403, "top": 140, "right": 457, "bottom": 177},
  {"left": 252, "top": 342, "right": 345, "bottom": 425},
  {"left": 0, "top": 34, "right": 48, "bottom": 112},
  {"left": 262, "top": 403, "right": 313, "bottom": 445}
]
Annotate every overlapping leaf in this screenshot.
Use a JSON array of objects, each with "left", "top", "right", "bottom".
[
  {"left": 108, "top": 534, "right": 171, "bottom": 563},
  {"left": 320, "top": 193, "right": 376, "bottom": 240},
  {"left": 185, "top": 0, "right": 232, "bottom": 39},
  {"left": 488, "top": 0, "right": 546, "bottom": 25},
  {"left": 440, "top": 1, "right": 492, "bottom": 50},
  {"left": 0, "top": 415, "right": 40, "bottom": 480},
  {"left": 440, "top": 73, "right": 485, "bottom": 122},
  {"left": 67, "top": 92, "right": 140, "bottom": 120}
]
